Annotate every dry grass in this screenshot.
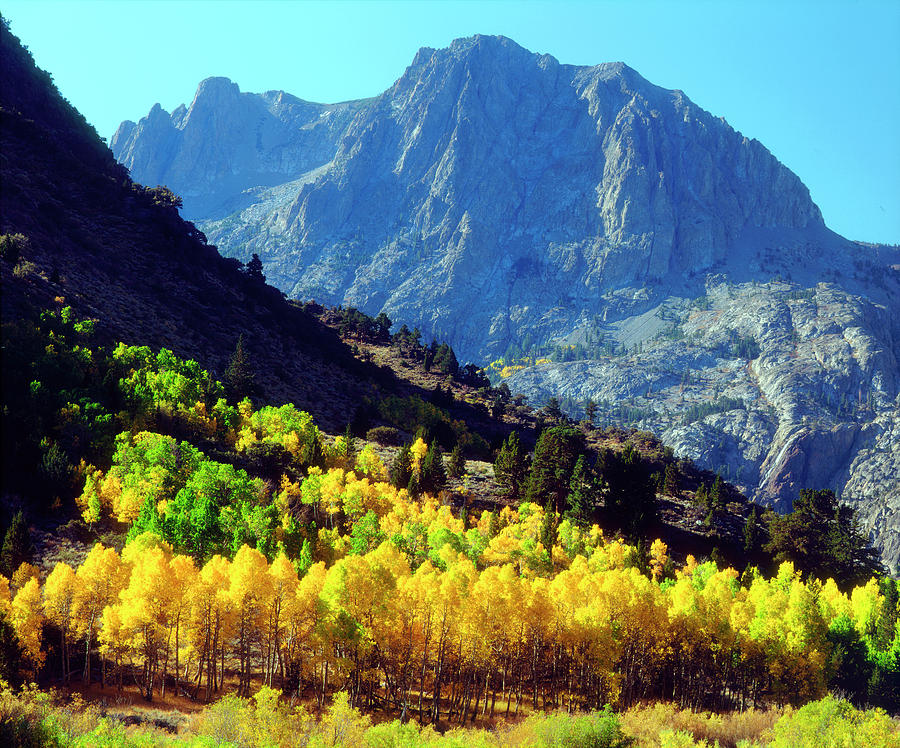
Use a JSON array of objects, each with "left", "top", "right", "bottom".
[{"left": 620, "top": 702, "right": 782, "bottom": 748}]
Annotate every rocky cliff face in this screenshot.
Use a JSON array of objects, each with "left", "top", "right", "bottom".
[
  {"left": 111, "top": 77, "right": 368, "bottom": 219},
  {"left": 112, "top": 35, "right": 900, "bottom": 570}
]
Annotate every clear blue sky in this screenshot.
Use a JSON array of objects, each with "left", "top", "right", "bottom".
[{"left": 4, "top": 0, "right": 899, "bottom": 244}]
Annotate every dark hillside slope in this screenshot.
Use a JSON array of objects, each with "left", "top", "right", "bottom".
[{"left": 0, "top": 19, "right": 372, "bottom": 430}]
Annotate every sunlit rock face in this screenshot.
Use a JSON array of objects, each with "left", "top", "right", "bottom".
[{"left": 113, "top": 35, "right": 899, "bottom": 571}]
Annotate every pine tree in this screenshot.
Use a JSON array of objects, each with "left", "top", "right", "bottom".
[
  {"left": 743, "top": 506, "right": 762, "bottom": 554},
  {"left": 584, "top": 399, "right": 598, "bottom": 426},
  {"left": 694, "top": 483, "right": 709, "bottom": 509},
  {"left": 487, "top": 511, "right": 500, "bottom": 539},
  {"left": 406, "top": 471, "right": 421, "bottom": 500},
  {"left": 566, "top": 455, "right": 596, "bottom": 525},
  {"left": 493, "top": 432, "right": 527, "bottom": 501},
  {"left": 0, "top": 612, "right": 24, "bottom": 687},
  {"left": 598, "top": 443, "right": 656, "bottom": 537},
  {"left": 246, "top": 253, "right": 265, "bottom": 283},
  {"left": 0, "top": 512, "right": 32, "bottom": 577},
  {"left": 663, "top": 463, "right": 679, "bottom": 497},
  {"left": 343, "top": 424, "right": 356, "bottom": 464},
  {"left": 525, "top": 426, "right": 582, "bottom": 513},
  {"left": 448, "top": 444, "right": 465, "bottom": 479},
  {"left": 540, "top": 500, "right": 557, "bottom": 565},
  {"left": 543, "top": 396, "right": 563, "bottom": 422},
  {"left": 710, "top": 474, "right": 725, "bottom": 511},
  {"left": 420, "top": 441, "right": 447, "bottom": 495},
  {"left": 875, "top": 578, "right": 898, "bottom": 651},
  {"left": 223, "top": 334, "right": 255, "bottom": 403}
]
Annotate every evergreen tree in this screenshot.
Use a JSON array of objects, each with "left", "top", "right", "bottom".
[
  {"left": 433, "top": 343, "right": 458, "bottom": 376},
  {"left": 389, "top": 444, "right": 413, "bottom": 491},
  {"left": 876, "top": 578, "right": 899, "bottom": 651},
  {"left": 246, "top": 253, "right": 265, "bottom": 283},
  {"left": 584, "top": 399, "right": 598, "bottom": 426},
  {"left": 743, "top": 506, "right": 762, "bottom": 555},
  {"left": 566, "top": 455, "right": 597, "bottom": 525},
  {"left": 694, "top": 483, "right": 709, "bottom": 509},
  {"left": 223, "top": 334, "right": 255, "bottom": 403},
  {"left": 525, "top": 426, "right": 582, "bottom": 514},
  {"left": 493, "top": 432, "right": 527, "bottom": 501},
  {"left": 0, "top": 612, "right": 24, "bottom": 688},
  {"left": 540, "top": 499, "right": 557, "bottom": 564},
  {"left": 827, "top": 615, "right": 872, "bottom": 705},
  {"left": 343, "top": 424, "right": 356, "bottom": 464},
  {"left": 406, "top": 471, "right": 421, "bottom": 500},
  {"left": 420, "top": 441, "right": 447, "bottom": 495},
  {"left": 663, "top": 463, "right": 679, "bottom": 497},
  {"left": 598, "top": 442, "right": 657, "bottom": 538},
  {"left": 448, "top": 444, "right": 465, "bottom": 479},
  {"left": 765, "top": 488, "right": 882, "bottom": 585},
  {"left": 543, "top": 396, "right": 563, "bottom": 423},
  {"left": 0, "top": 511, "right": 32, "bottom": 577},
  {"left": 487, "top": 510, "right": 500, "bottom": 539},
  {"left": 709, "top": 474, "right": 725, "bottom": 511}
]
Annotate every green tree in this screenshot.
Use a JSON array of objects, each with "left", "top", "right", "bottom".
[
  {"left": 432, "top": 343, "right": 458, "bottom": 376},
  {"left": 597, "top": 443, "right": 656, "bottom": 537},
  {"left": 693, "top": 483, "right": 709, "bottom": 509},
  {"left": 584, "top": 399, "right": 598, "bottom": 426},
  {"left": 246, "top": 253, "right": 265, "bottom": 283},
  {"left": 663, "top": 463, "right": 679, "bottom": 497},
  {"left": 493, "top": 432, "right": 527, "bottom": 502},
  {"left": 0, "top": 512, "right": 32, "bottom": 577},
  {"left": 389, "top": 444, "right": 413, "bottom": 491},
  {"left": 543, "top": 396, "right": 563, "bottom": 423},
  {"left": 420, "top": 440, "right": 447, "bottom": 495},
  {"left": 349, "top": 511, "right": 385, "bottom": 555},
  {"left": 447, "top": 444, "right": 465, "bottom": 479},
  {"left": 525, "top": 426, "right": 582, "bottom": 514},
  {"left": 540, "top": 500, "right": 557, "bottom": 564},
  {"left": 875, "top": 577, "right": 898, "bottom": 651},
  {"left": 709, "top": 474, "right": 725, "bottom": 511},
  {"left": 0, "top": 612, "right": 24, "bottom": 687},
  {"left": 765, "top": 488, "right": 882, "bottom": 586},
  {"left": 223, "top": 335, "right": 254, "bottom": 403},
  {"left": 744, "top": 506, "right": 762, "bottom": 555},
  {"left": 566, "top": 455, "right": 598, "bottom": 525}
]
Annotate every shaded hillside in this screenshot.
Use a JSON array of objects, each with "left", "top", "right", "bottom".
[{"left": 0, "top": 17, "right": 376, "bottom": 431}]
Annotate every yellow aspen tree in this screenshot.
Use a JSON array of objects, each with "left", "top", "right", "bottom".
[
  {"left": 116, "top": 542, "right": 176, "bottom": 700},
  {"left": 354, "top": 444, "right": 387, "bottom": 482},
  {"left": 73, "top": 543, "right": 126, "bottom": 686},
  {"left": 410, "top": 438, "right": 428, "bottom": 475},
  {"left": 286, "top": 561, "right": 328, "bottom": 705},
  {"left": 850, "top": 577, "right": 883, "bottom": 642},
  {"left": 167, "top": 553, "right": 198, "bottom": 698},
  {"left": 264, "top": 553, "right": 299, "bottom": 687},
  {"left": 42, "top": 561, "right": 77, "bottom": 683},
  {"left": 228, "top": 545, "right": 274, "bottom": 696},
  {"left": 98, "top": 604, "right": 131, "bottom": 693},
  {"left": 0, "top": 574, "right": 11, "bottom": 619},
  {"left": 11, "top": 576, "right": 45, "bottom": 673},
  {"left": 10, "top": 561, "right": 40, "bottom": 592},
  {"left": 649, "top": 538, "right": 668, "bottom": 582},
  {"left": 190, "top": 555, "right": 233, "bottom": 700}
]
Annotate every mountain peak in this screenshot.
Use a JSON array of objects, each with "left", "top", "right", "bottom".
[{"left": 193, "top": 76, "right": 241, "bottom": 102}]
